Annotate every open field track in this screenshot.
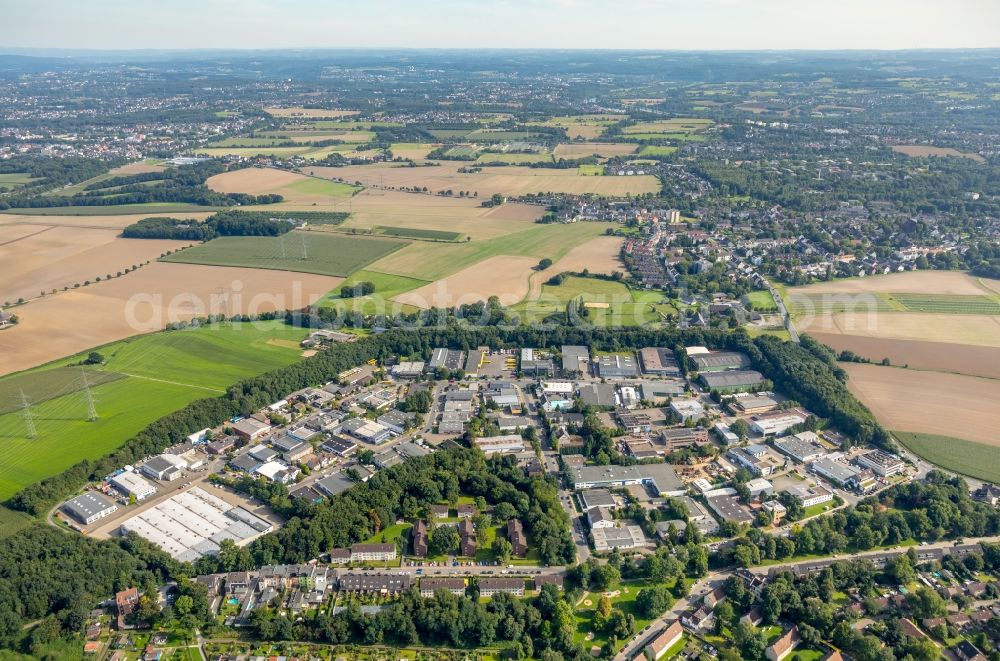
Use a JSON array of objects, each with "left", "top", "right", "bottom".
[
  {"left": 0, "top": 263, "right": 339, "bottom": 376},
  {"left": 844, "top": 363, "right": 1000, "bottom": 447},
  {"left": 393, "top": 255, "right": 540, "bottom": 309},
  {"left": 160, "top": 231, "right": 406, "bottom": 277}
]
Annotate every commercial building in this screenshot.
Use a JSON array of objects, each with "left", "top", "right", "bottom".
[
  {"left": 670, "top": 399, "right": 705, "bottom": 422},
  {"left": 254, "top": 461, "right": 298, "bottom": 484},
  {"left": 349, "top": 543, "right": 396, "bottom": 562},
  {"left": 322, "top": 435, "right": 358, "bottom": 457},
  {"left": 391, "top": 361, "right": 425, "bottom": 378},
  {"left": 118, "top": 487, "right": 272, "bottom": 562},
  {"left": 660, "top": 427, "right": 709, "bottom": 451},
  {"left": 596, "top": 353, "right": 639, "bottom": 379},
  {"left": 206, "top": 436, "right": 238, "bottom": 455},
  {"left": 62, "top": 492, "right": 119, "bottom": 525},
  {"left": 773, "top": 432, "right": 826, "bottom": 463},
  {"left": 339, "top": 418, "right": 393, "bottom": 444},
  {"left": 811, "top": 457, "right": 861, "bottom": 487},
  {"left": 745, "top": 478, "right": 774, "bottom": 498},
  {"left": 464, "top": 347, "right": 489, "bottom": 376},
  {"left": 140, "top": 455, "right": 186, "bottom": 482},
  {"left": 561, "top": 345, "right": 590, "bottom": 375},
  {"left": 641, "top": 380, "right": 686, "bottom": 402},
  {"left": 691, "top": 351, "right": 750, "bottom": 372},
  {"left": 110, "top": 471, "right": 157, "bottom": 501},
  {"left": 429, "top": 348, "right": 465, "bottom": 371},
  {"left": 231, "top": 418, "right": 271, "bottom": 442},
  {"left": 588, "top": 506, "right": 615, "bottom": 529},
  {"left": 378, "top": 409, "right": 417, "bottom": 434},
  {"left": 578, "top": 383, "right": 616, "bottom": 408},
  {"left": 315, "top": 473, "right": 354, "bottom": 498},
  {"left": 578, "top": 488, "right": 616, "bottom": 511},
  {"left": 639, "top": 348, "right": 681, "bottom": 376},
  {"left": 474, "top": 435, "right": 525, "bottom": 454},
  {"left": 700, "top": 370, "right": 765, "bottom": 393},
  {"left": 569, "top": 463, "right": 685, "bottom": 496},
  {"left": 732, "top": 394, "right": 779, "bottom": 414},
  {"left": 520, "top": 348, "right": 554, "bottom": 376},
  {"left": 751, "top": 412, "right": 807, "bottom": 437},
  {"left": 854, "top": 450, "right": 905, "bottom": 477},
  {"left": 784, "top": 485, "right": 833, "bottom": 508},
  {"left": 706, "top": 493, "right": 755, "bottom": 524},
  {"left": 592, "top": 525, "right": 647, "bottom": 551},
  {"left": 727, "top": 447, "right": 778, "bottom": 477}
]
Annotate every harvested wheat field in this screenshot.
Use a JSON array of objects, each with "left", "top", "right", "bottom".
[
  {"left": 789, "top": 271, "right": 999, "bottom": 297},
  {"left": 798, "top": 312, "right": 1000, "bottom": 347},
  {"left": 0, "top": 263, "right": 340, "bottom": 375},
  {"left": 265, "top": 107, "right": 360, "bottom": 118},
  {"left": 528, "top": 236, "right": 625, "bottom": 299},
  {"left": 207, "top": 167, "right": 358, "bottom": 205},
  {"left": 393, "top": 256, "right": 539, "bottom": 309},
  {"left": 553, "top": 143, "right": 638, "bottom": 159},
  {"left": 0, "top": 226, "right": 193, "bottom": 303},
  {"left": 844, "top": 363, "right": 1000, "bottom": 446},
  {"left": 892, "top": 145, "right": 986, "bottom": 164},
  {"left": 0, "top": 211, "right": 213, "bottom": 231},
  {"left": 809, "top": 333, "right": 1000, "bottom": 380},
  {"left": 333, "top": 190, "right": 542, "bottom": 240},
  {"left": 110, "top": 161, "right": 166, "bottom": 175},
  {"left": 307, "top": 163, "right": 660, "bottom": 197}
]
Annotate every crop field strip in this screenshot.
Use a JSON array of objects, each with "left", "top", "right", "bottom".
[
  {"left": 372, "top": 226, "right": 462, "bottom": 241},
  {"left": 890, "top": 293, "right": 1000, "bottom": 315},
  {"left": 893, "top": 432, "right": 1000, "bottom": 484},
  {"left": 160, "top": 231, "right": 408, "bottom": 277},
  {"left": 0, "top": 367, "right": 125, "bottom": 416},
  {"left": 787, "top": 292, "right": 896, "bottom": 315}
]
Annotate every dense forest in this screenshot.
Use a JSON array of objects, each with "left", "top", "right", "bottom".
[{"left": 122, "top": 210, "right": 297, "bottom": 240}]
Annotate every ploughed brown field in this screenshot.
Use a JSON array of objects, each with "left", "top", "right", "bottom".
[
  {"left": 0, "top": 226, "right": 193, "bottom": 304},
  {"left": 0, "top": 263, "right": 340, "bottom": 376},
  {"left": 809, "top": 333, "right": 1000, "bottom": 380},
  {"left": 844, "top": 363, "right": 1000, "bottom": 446}
]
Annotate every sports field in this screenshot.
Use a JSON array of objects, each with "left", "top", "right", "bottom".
[
  {"left": 0, "top": 321, "right": 307, "bottom": 500},
  {"left": 161, "top": 231, "right": 407, "bottom": 277},
  {"left": 894, "top": 432, "right": 1000, "bottom": 484}
]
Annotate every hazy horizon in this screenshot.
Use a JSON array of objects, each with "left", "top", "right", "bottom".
[{"left": 5, "top": 0, "right": 1000, "bottom": 51}]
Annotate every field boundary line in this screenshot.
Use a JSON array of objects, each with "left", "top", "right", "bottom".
[
  {"left": 118, "top": 372, "right": 225, "bottom": 394},
  {"left": 0, "top": 225, "right": 55, "bottom": 247}
]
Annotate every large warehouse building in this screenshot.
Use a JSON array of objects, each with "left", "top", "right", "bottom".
[
  {"left": 118, "top": 487, "right": 273, "bottom": 562},
  {"left": 62, "top": 491, "right": 119, "bottom": 525}
]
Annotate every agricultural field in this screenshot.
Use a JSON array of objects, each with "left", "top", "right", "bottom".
[
  {"left": 368, "top": 221, "right": 608, "bottom": 282},
  {"left": 638, "top": 145, "right": 679, "bottom": 156},
  {"left": 206, "top": 167, "right": 359, "bottom": 205},
  {"left": 552, "top": 143, "right": 638, "bottom": 159},
  {"left": 527, "top": 114, "right": 625, "bottom": 140},
  {"left": 0, "top": 321, "right": 308, "bottom": 500},
  {"left": 528, "top": 235, "right": 625, "bottom": 297},
  {"left": 475, "top": 152, "right": 553, "bottom": 164},
  {"left": 0, "top": 506, "right": 34, "bottom": 540},
  {"left": 264, "top": 107, "right": 360, "bottom": 118},
  {"left": 891, "top": 145, "right": 986, "bottom": 163},
  {"left": 894, "top": 432, "right": 1000, "bottom": 484},
  {"left": 372, "top": 226, "right": 461, "bottom": 241},
  {"left": 510, "top": 276, "right": 671, "bottom": 327},
  {"left": 393, "top": 255, "right": 540, "bottom": 309},
  {"left": 161, "top": 231, "right": 407, "bottom": 277},
  {"left": 808, "top": 333, "right": 1000, "bottom": 380},
  {"left": 622, "top": 118, "right": 713, "bottom": 135},
  {"left": 891, "top": 293, "right": 1000, "bottom": 314},
  {"left": 0, "top": 172, "right": 37, "bottom": 191},
  {"left": 0, "top": 262, "right": 339, "bottom": 376},
  {"left": 322, "top": 270, "right": 430, "bottom": 316},
  {"left": 389, "top": 142, "right": 438, "bottom": 161},
  {"left": 843, "top": 363, "right": 1000, "bottom": 447},
  {"left": 3, "top": 203, "right": 216, "bottom": 216},
  {"left": 0, "top": 225, "right": 194, "bottom": 304},
  {"left": 306, "top": 162, "right": 660, "bottom": 197}
]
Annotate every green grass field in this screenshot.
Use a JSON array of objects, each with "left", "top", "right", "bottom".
[
  {"left": 890, "top": 293, "right": 1000, "bottom": 315},
  {"left": 0, "top": 506, "right": 35, "bottom": 540},
  {"left": 0, "top": 367, "right": 125, "bottom": 415},
  {"left": 443, "top": 145, "right": 480, "bottom": 158},
  {"left": 0, "top": 321, "right": 308, "bottom": 500},
  {"left": 373, "top": 226, "right": 462, "bottom": 241},
  {"left": 574, "top": 579, "right": 676, "bottom": 652},
  {"left": 509, "top": 276, "right": 670, "bottom": 326},
  {"left": 161, "top": 231, "right": 408, "bottom": 277},
  {"left": 638, "top": 145, "right": 678, "bottom": 156},
  {"left": 745, "top": 290, "right": 778, "bottom": 312},
  {"left": 285, "top": 177, "right": 359, "bottom": 197},
  {"left": 578, "top": 165, "right": 605, "bottom": 176},
  {"left": 787, "top": 292, "right": 896, "bottom": 316},
  {"left": 322, "top": 270, "right": 430, "bottom": 315},
  {"left": 894, "top": 431, "right": 1000, "bottom": 483}
]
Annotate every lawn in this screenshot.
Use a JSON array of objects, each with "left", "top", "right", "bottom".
[
  {"left": 574, "top": 579, "right": 676, "bottom": 652},
  {"left": 0, "top": 367, "right": 125, "bottom": 416},
  {"left": 746, "top": 290, "right": 778, "bottom": 312},
  {"left": 0, "top": 321, "right": 307, "bottom": 500},
  {"left": 894, "top": 431, "right": 1000, "bottom": 483},
  {"left": 364, "top": 522, "right": 412, "bottom": 546},
  {"left": 510, "top": 276, "right": 666, "bottom": 327},
  {"left": 161, "top": 231, "right": 408, "bottom": 277}
]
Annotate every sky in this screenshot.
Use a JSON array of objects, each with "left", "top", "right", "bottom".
[{"left": 4, "top": 0, "right": 1000, "bottom": 51}]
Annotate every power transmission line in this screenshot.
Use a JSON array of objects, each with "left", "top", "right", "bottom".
[
  {"left": 18, "top": 389, "right": 36, "bottom": 439},
  {"left": 80, "top": 368, "right": 98, "bottom": 421}
]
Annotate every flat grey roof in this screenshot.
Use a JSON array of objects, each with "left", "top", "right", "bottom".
[
  {"left": 701, "top": 370, "right": 765, "bottom": 388},
  {"left": 63, "top": 491, "right": 117, "bottom": 521}
]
